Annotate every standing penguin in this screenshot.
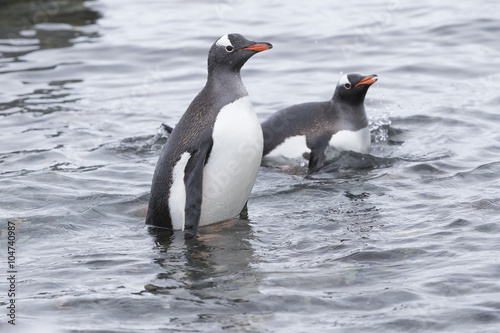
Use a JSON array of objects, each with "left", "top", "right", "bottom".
[
  {"left": 146, "top": 34, "right": 272, "bottom": 238},
  {"left": 261, "top": 73, "right": 377, "bottom": 173}
]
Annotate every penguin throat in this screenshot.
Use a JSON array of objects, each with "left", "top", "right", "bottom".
[
  {"left": 333, "top": 91, "right": 366, "bottom": 107},
  {"left": 203, "top": 70, "right": 248, "bottom": 106},
  {"left": 207, "top": 69, "right": 243, "bottom": 89},
  {"left": 208, "top": 61, "right": 242, "bottom": 76}
]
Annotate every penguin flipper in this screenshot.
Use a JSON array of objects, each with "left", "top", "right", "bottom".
[
  {"left": 307, "top": 134, "right": 330, "bottom": 173},
  {"left": 182, "top": 141, "right": 212, "bottom": 238},
  {"left": 308, "top": 144, "right": 327, "bottom": 173}
]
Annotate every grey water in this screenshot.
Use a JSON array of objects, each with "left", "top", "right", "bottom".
[{"left": 1, "top": 0, "right": 500, "bottom": 332}]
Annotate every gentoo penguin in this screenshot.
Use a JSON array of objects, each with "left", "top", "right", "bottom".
[
  {"left": 146, "top": 34, "right": 272, "bottom": 238},
  {"left": 261, "top": 73, "right": 377, "bottom": 173}
]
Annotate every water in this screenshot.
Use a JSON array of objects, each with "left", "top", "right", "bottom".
[{"left": 1, "top": 0, "right": 500, "bottom": 332}]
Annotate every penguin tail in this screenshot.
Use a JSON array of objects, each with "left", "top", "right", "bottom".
[{"left": 161, "top": 123, "right": 174, "bottom": 134}]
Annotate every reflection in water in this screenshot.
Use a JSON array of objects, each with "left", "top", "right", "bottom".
[
  {"left": 0, "top": 0, "right": 101, "bottom": 116},
  {"left": 0, "top": 0, "right": 100, "bottom": 58},
  {"left": 2, "top": 0, "right": 500, "bottom": 331},
  {"left": 146, "top": 217, "right": 265, "bottom": 324}
]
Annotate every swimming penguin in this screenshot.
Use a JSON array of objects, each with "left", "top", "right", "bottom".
[
  {"left": 261, "top": 73, "right": 377, "bottom": 173},
  {"left": 146, "top": 34, "right": 272, "bottom": 238}
]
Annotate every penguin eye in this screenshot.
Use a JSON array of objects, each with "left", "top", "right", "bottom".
[
  {"left": 225, "top": 45, "right": 234, "bottom": 52},
  {"left": 344, "top": 83, "right": 351, "bottom": 90}
]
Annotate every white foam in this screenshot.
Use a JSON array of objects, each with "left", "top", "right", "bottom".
[{"left": 168, "top": 152, "right": 191, "bottom": 230}]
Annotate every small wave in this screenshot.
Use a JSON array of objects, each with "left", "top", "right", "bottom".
[
  {"left": 105, "top": 126, "right": 168, "bottom": 157},
  {"left": 337, "top": 247, "right": 426, "bottom": 263},
  {"left": 406, "top": 163, "right": 446, "bottom": 175},
  {"left": 319, "top": 150, "right": 396, "bottom": 174},
  {"left": 433, "top": 161, "right": 500, "bottom": 184}
]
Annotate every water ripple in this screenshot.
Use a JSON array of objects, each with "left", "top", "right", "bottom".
[{"left": 2, "top": 0, "right": 500, "bottom": 332}]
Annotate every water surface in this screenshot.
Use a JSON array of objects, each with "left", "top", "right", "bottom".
[{"left": 1, "top": 0, "right": 500, "bottom": 332}]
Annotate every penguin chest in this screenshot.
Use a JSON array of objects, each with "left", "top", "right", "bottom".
[
  {"left": 329, "top": 126, "right": 371, "bottom": 154},
  {"left": 265, "top": 135, "right": 308, "bottom": 159},
  {"left": 200, "top": 96, "right": 263, "bottom": 225}
]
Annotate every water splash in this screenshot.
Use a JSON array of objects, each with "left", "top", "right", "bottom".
[{"left": 369, "top": 112, "right": 392, "bottom": 143}]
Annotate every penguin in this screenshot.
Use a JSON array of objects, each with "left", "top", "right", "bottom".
[
  {"left": 261, "top": 73, "right": 377, "bottom": 173},
  {"left": 146, "top": 34, "right": 272, "bottom": 238}
]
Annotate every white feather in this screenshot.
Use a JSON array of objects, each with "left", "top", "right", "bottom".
[
  {"left": 200, "top": 96, "right": 263, "bottom": 225},
  {"left": 329, "top": 127, "right": 371, "bottom": 154},
  {"left": 265, "top": 135, "right": 308, "bottom": 159},
  {"left": 168, "top": 152, "right": 191, "bottom": 230},
  {"left": 338, "top": 74, "right": 350, "bottom": 86},
  {"left": 264, "top": 127, "right": 371, "bottom": 166},
  {"left": 216, "top": 34, "right": 232, "bottom": 48}
]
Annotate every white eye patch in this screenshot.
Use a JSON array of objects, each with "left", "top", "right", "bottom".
[
  {"left": 216, "top": 34, "right": 233, "bottom": 48},
  {"left": 337, "top": 74, "right": 350, "bottom": 86}
]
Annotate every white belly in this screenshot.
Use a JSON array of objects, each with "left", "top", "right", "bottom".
[
  {"left": 199, "top": 96, "right": 263, "bottom": 225},
  {"left": 263, "top": 127, "right": 371, "bottom": 165},
  {"left": 329, "top": 126, "right": 371, "bottom": 154},
  {"left": 266, "top": 135, "right": 308, "bottom": 159}
]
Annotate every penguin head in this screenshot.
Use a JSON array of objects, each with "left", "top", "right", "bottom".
[
  {"left": 334, "top": 73, "right": 378, "bottom": 105},
  {"left": 208, "top": 33, "right": 273, "bottom": 73}
]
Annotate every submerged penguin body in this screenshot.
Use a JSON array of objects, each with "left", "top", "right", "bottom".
[{"left": 262, "top": 73, "right": 377, "bottom": 172}]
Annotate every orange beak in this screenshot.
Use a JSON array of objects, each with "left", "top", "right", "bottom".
[
  {"left": 355, "top": 75, "right": 378, "bottom": 87},
  {"left": 239, "top": 42, "right": 273, "bottom": 52}
]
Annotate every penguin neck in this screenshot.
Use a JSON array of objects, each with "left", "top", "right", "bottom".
[
  {"left": 206, "top": 67, "right": 248, "bottom": 100},
  {"left": 333, "top": 89, "right": 365, "bottom": 105},
  {"left": 330, "top": 97, "right": 368, "bottom": 127}
]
